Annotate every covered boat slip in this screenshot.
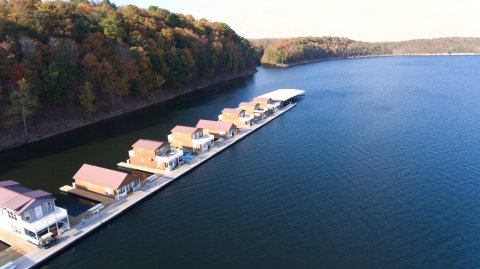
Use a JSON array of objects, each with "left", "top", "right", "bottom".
[{"left": 257, "top": 89, "right": 305, "bottom": 103}]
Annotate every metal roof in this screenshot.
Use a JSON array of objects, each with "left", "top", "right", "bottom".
[
  {"left": 196, "top": 119, "right": 235, "bottom": 132},
  {"left": 73, "top": 164, "right": 129, "bottom": 190},
  {"left": 0, "top": 180, "right": 52, "bottom": 214},
  {"left": 257, "top": 89, "right": 305, "bottom": 102},
  {"left": 171, "top": 125, "right": 200, "bottom": 135},
  {"left": 132, "top": 139, "right": 167, "bottom": 150}
]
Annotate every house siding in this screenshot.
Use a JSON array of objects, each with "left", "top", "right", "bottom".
[
  {"left": 74, "top": 175, "right": 139, "bottom": 197},
  {"left": 130, "top": 146, "right": 169, "bottom": 169},
  {"left": 169, "top": 131, "right": 202, "bottom": 150},
  {"left": 19, "top": 199, "right": 56, "bottom": 223}
]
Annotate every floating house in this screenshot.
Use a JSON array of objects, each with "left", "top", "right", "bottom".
[
  {"left": 0, "top": 180, "right": 70, "bottom": 245},
  {"left": 127, "top": 139, "right": 183, "bottom": 172},
  {"left": 239, "top": 101, "right": 269, "bottom": 120},
  {"left": 238, "top": 102, "right": 260, "bottom": 116},
  {"left": 196, "top": 119, "right": 237, "bottom": 138},
  {"left": 218, "top": 108, "right": 254, "bottom": 128},
  {"left": 73, "top": 164, "right": 141, "bottom": 200},
  {"left": 253, "top": 96, "right": 281, "bottom": 112},
  {"left": 168, "top": 125, "right": 214, "bottom": 152}
]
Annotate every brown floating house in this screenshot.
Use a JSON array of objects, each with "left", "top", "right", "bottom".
[
  {"left": 196, "top": 119, "right": 237, "bottom": 138},
  {"left": 72, "top": 164, "right": 141, "bottom": 200},
  {"left": 167, "top": 125, "right": 214, "bottom": 152},
  {"left": 128, "top": 139, "right": 183, "bottom": 172},
  {"left": 218, "top": 108, "right": 254, "bottom": 128}
]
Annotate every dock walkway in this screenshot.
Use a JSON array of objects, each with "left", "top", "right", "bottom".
[{"left": 8, "top": 103, "right": 297, "bottom": 269}]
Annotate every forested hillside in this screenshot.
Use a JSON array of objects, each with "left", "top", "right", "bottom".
[
  {"left": 0, "top": 0, "right": 258, "bottom": 148},
  {"left": 380, "top": 37, "right": 480, "bottom": 55},
  {"left": 254, "top": 37, "right": 391, "bottom": 66},
  {"left": 252, "top": 37, "right": 480, "bottom": 66}
]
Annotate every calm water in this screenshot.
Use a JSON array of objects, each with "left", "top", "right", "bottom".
[{"left": 1, "top": 56, "right": 480, "bottom": 268}]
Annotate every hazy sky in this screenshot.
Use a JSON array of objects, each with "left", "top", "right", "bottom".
[{"left": 111, "top": 0, "right": 480, "bottom": 42}]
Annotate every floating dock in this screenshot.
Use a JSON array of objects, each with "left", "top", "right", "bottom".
[{"left": 7, "top": 91, "right": 303, "bottom": 269}]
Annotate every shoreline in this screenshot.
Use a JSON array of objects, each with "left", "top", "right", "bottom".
[
  {"left": 0, "top": 68, "right": 257, "bottom": 153},
  {"left": 261, "top": 53, "right": 480, "bottom": 68}
]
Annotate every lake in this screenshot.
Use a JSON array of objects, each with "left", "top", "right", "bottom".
[{"left": 1, "top": 56, "right": 480, "bottom": 268}]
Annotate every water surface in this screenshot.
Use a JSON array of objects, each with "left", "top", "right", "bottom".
[{"left": 1, "top": 56, "right": 480, "bottom": 268}]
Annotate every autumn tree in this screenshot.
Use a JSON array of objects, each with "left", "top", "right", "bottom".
[
  {"left": 40, "top": 53, "right": 73, "bottom": 105},
  {"left": 0, "top": 1, "right": 260, "bottom": 139},
  {"left": 4, "top": 78, "right": 38, "bottom": 136},
  {"left": 78, "top": 81, "right": 95, "bottom": 117}
]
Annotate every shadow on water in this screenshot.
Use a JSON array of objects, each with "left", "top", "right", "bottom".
[{"left": 0, "top": 75, "right": 252, "bottom": 174}]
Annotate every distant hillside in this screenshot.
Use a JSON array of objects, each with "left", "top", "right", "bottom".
[
  {"left": 380, "top": 37, "right": 480, "bottom": 55},
  {"left": 251, "top": 37, "right": 480, "bottom": 67},
  {"left": 0, "top": 1, "right": 258, "bottom": 150}
]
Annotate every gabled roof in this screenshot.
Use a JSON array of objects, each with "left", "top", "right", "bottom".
[
  {"left": 196, "top": 119, "right": 235, "bottom": 132},
  {"left": 171, "top": 125, "right": 200, "bottom": 135},
  {"left": 239, "top": 102, "right": 258, "bottom": 108},
  {"left": 0, "top": 180, "right": 53, "bottom": 214},
  {"left": 132, "top": 139, "right": 168, "bottom": 150},
  {"left": 222, "top": 108, "right": 243, "bottom": 114},
  {"left": 73, "top": 164, "right": 130, "bottom": 190}
]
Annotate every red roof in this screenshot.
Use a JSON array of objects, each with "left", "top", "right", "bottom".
[
  {"left": 196, "top": 119, "right": 235, "bottom": 132},
  {"left": 239, "top": 102, "right": 258, "bottom": 108},
  {"left": 222, "top": 108, "right": 243, "bottom": 114},
  {"left": 171, "top": 125, "right": 200, "bottom": 135},
  {"left": 73, "top": 164, "right": 130, "bottom": 190},
  {"left": 0, "top": 180, "right": 52, "bottom": 214},
  {"left": 132, "top": 139, "right": 167, "bottom": 150}
]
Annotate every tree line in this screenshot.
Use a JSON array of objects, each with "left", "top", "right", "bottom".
[
  {"left": 0, "top": 0, "right": 258, "bottom": 136},
  {"left": 252, "top": 37, "right": 480, "bottom": 66}
]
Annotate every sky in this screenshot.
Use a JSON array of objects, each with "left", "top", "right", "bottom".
[{"left": 111, "top": 0, "right": 480, "bottom": 42}]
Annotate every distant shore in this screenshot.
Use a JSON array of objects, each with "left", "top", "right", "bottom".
[
  {"left": 261, "top": 53, "right": 480, "bottom": 68},
  {"left": 0, "top": 68, "right": 257, "bottom": 153}
]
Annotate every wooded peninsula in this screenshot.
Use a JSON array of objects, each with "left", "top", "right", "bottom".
[
  {"left": 252, "top": 37, "right": 480, "bottom": 67},
  {"left": 0, "top": 0, "right": 479, "bottom": 151}
]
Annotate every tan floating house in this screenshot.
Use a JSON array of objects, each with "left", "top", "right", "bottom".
[
  {"left": 253, "top": 96, "right": 280, "bottom": 112},
  {"left": 196, "top": 119, "right": 237, "bottom": 138},
  {"left": 128, "top": 139, "right": 183, "bottom": 172},
  {"left": 218, "top": 108, "right": 254, "bottom": 128},
  {"left": 168, "top": 125, "right": 214, "bottom": 152},
  {"left": 239, "top": 101, "right": 269, "bottom": 120},
  {"left": 239, "top": 102, "right": 260, "bottom": 116},
  {"left": 72, "top": 164, "right": 141, "bottom": 200}
]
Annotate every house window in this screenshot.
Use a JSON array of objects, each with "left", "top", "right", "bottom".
[
  {"left": 24, "top": 229, "right": 36, "bottom": 238},
  {"left": 24, "top": 211, "right": 31, "bottom": 221},
  {"left": 8, "top": 211, "right": 17, "bottom": 220},
  {"left": 46, "top": 201, "right": 53, "bottom": 211}
]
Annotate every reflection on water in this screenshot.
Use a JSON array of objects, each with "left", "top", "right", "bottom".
[{"left": 55, "top": 193, "right": 97, "bottom": 217}]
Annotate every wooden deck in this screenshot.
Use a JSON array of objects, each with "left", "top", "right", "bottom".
[
  {"left": 8, "top": 103, "right": 299, "bottom": 269},
  {"left": 117, "top": 162, "right": 165, "bottom": 175},
  {"left": 0, "top": 229, "right": 36, "bottom": 266},
  {"left": 59, "top": 186, "right": 116, "bottom": 206}
]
